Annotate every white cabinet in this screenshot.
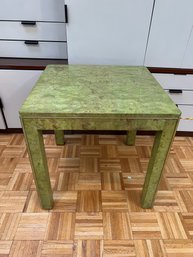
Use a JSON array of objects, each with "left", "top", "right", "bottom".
[
  {"left": 0, "top": 70, "right": 42, "bottom": 128},
  {"left": 145, "top": 0, "right": 193, "bottom": 68},
  {"left": 0, "top": 0, "right": 65, "bottom": 22},
  {"left": 0, "top": 0, "right": 67, "bottom": 60},
  {"left": 66, "top": 0, "right": 154, "bottom": 65},
  {"left": 153, "top": 73, "right": 193, "bottom": 131}
]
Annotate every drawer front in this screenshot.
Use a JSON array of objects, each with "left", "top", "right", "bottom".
[
  {"left": 153, "top": 73, "right": 193, "bottom": 90},
  {"left": 0, "top": 41, "right": 67, "bottom": 59},
  {"left": 178, "top": 105, "right": 193, "bottom": 131},
  {"left": 0, "top": 0, "right": 65, "bottom": 22},
  {"left": 0, "top": 21, "right": 67, "bottom": 41},
  {"left": 165, "top": 90, "right": 193, "bottom": 105}
]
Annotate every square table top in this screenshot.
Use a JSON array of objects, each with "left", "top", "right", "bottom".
[{"left": 20, "top": 65, "right": 181, "bottom": 119}]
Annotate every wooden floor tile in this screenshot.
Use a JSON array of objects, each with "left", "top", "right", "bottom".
[
  {"left": 122, "top": 173, "right": 145, "bottom": 190},
  {"left": 164, "top": 173, "right": 193, "bottom": 190},
  {"left": 0, "top": 241, "right": 12, "bottom": 257},
  {"left": 101, "top": 172, "right": 124, "bottom": 190},
  {"left": 9, "top": 241, "right": 42, "bottom": 257},
  {"left": 24, "top": 191, "right": 49, "bottom": 213},
  {"left": 51, "top": 192, "right": 78, "bottom": 212},
  {"left": 0, "top": 213, "right": 21, "bottom": 240},
  {"left": 156, "top": 212, "right": 187, "bottom": 239},
  {"left": 164, "top": 156, "right": 186, "bottom": 174},
  {"left": 117, "top": 146, "right": 138, "bottom": 158},
  {"left": 9, "top": 134, "right": 25, "bottom": 146},
  {"left": 81, "top": 135, "right": 99, "bottom": 146},
  {"left": 80, "top": 157, "right": 98, "bottom": 173},
  {"left": 99, "top": 159, "right": 121, "bottom": 173},
  {"left": 76, "top": 173, "right": 101, "bottom": 190},
  {"left": 0, "top": 158, "right": 18, "bottom": 173},
  {"left": 75, "top": 213, "right": 103, "bottom": 239},
  {"left": 153, "top": 191, "right": 180, "bottom": 212},
  {"left": 46, "top": 213, "right": 75, "bottom": 240},
  {"left": 80, "top": 146, "right": 101, "bottom": 157},
  {"left": 14, "top": 158, "right": 32, "bottom": 173},
  {"left": 130, "top": 213, "right": 161, "bottom": 239},
  {"left": 75, "top": 240, "right": 103, "bottom": 257},
  {"left": 101, "top": 191, "right": 128, "bottom": 212},
  {"left": 0, "top": 135, "right": 13, "bottom": 146},
  {"left": 77, "top": 191, "right": 101, "bottom": 212},
  {"left": 0, "top": 173, "right": 12, "bottom": 190},
  {"left": 99, "top": 135, "right": 119, "bottom": 145},
  {"left": 14, "top": 213, "right": 49, "bottom": 240},
  {"left": 134, "top": 240, "right": 167, "bottom": 257},
  {"left": 58, "top": 158, "right": 80, "bottom": 173},
  {"left": 41, "top": 241, "right": 74, "bottom": 257},
  {"left": 164, "top": 239, "right": 193, "bottom": 257},
  {"left": 62, "top": 145, "right": 80, "bottom": 158},
  {"left": 175, "top": 191, "right": 193, "bottom": 212},
  {"left": 1, "top": 146, "right": 24, "bottom": 158},
  {"left": 7, "top": 171, "right": 32, "bottom": 191},
  {"left": 104, "top": 240, "right": 135, "bottom": 257},
  {"left": 136, "top": 146, "right": 152, "bottom": 159},
  {"left": 101, "top": 145, "right": 118, "bottom": 159},
  {"left": 0, "top": 191, "right": 28, "bottom": 213},
  {"left": 127, "top": 190, "right": 151, "bottom": 213},
  {"left": 1, "top": 133, "right": 193, "bottom": 256},
  {"left": 56, "top": 173, "right": 79, "bottom": 191},
  {"left": 103, "top": 212, "right": 132, "bottom": 240},
  {"left": 180, "top": 213, "right": 193, "bottom": 239}
]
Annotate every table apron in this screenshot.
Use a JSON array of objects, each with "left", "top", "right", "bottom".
[{"left": 20, "top": 117, "right": 178, "bottom": 131}]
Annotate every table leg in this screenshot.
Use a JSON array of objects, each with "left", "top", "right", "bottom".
[
  {"left": 22, "top": 123, "right": 53, "bottom": 209},
  {"left": 126, "top": 130, "right": 136, "bottom": 145},
  {"left": 54, "top": 130, "right": 65, "bottom": 145},
  {"left": 141, "top": 120, "right": 178, "bottom": 208}
]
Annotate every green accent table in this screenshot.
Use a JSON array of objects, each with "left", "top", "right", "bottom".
[{"left": 19, "top": 65, "right": 181, "bottom": 209}]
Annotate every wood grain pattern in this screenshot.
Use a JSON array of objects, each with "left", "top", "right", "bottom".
[{"left": 1, "top": 134, "right": 193, "bottom": 256}]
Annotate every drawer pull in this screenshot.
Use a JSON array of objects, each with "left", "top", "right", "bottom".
[
  {"left": 24, "top": 40, "right": 39, "bottom": 45},
  {"left": 64, "top": 5, "right": 68, "bottom": 23},
  {"left": 21, "top": 21, "right": 36, "bottom": 25},
  {"left": 169, "top": 89, "right": 183, "bottom": 94}
]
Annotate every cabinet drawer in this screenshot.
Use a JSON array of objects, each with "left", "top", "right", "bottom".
[
  {"left": 178, "top": 105, "right": 193, "bottom": 131},
  {"left": 165, "top": 90, "right": 193, "bottom": 105},
  {"left": 0, "top": 0, "right": 65, "bottom": 22},
  {"left": 0, "top": 21, "right": 66, "bottom": 41},
  {"left": 153, "top": 73, "right": 193, "bottom": 90},
  {"left": 0, "top": 41, "right": 67, "bottom": 59}
]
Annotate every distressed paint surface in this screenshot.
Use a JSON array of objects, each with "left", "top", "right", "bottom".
[{"left": 20, "top": 65, "right": 181, "bottom": 209}]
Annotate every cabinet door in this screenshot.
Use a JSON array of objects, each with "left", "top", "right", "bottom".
[
  {"left": 0, "top": 70, "right": 42, "bottom": 128},
  {"left": 0, "top": 0, "right": 65, "bottom": 22},
  {"left": 181, "top": 30, "right": 193, "bottom": 68},
  {"left": 66, "top": 0, "right": 154, "bottom": 65},
  {"left": 145, "top": 0, "right": 193, "bottom": 68}
]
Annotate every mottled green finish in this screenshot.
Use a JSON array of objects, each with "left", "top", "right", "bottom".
[
  {"left": 126, "top": 130, "right": 137, "bottom": 145},
  {"left": 141, "top": 120, "right": 178, "bottom": 208},
  {"left": 54, "top": 130, "right": 65, "bottom": 145},
  {"left": 21, "top": 119, "right": 53, "bottom": 209},
  {"left": 19, "top": 65, "right": 181, "bottom": 209},
  {"left": 20, "top": 65, "right": 180, "bottom": 119}
]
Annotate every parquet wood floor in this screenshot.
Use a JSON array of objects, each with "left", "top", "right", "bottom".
[{"left": 0, "top": 133, "right": 193, "bottom": 256}]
